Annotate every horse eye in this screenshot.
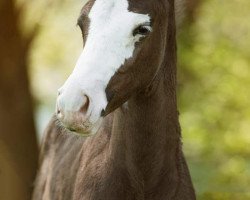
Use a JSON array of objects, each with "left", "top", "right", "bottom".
[{"left": 133, "top": 25, "right": 152, "bottom": 36}]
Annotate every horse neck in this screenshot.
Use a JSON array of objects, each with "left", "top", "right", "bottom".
[{"left": 108, "top": 64, "right": 181, "bottom": 191}]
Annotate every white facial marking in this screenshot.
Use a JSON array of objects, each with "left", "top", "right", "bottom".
[{"left": 58, "top": 0, "right": 151, "bottom": 134}]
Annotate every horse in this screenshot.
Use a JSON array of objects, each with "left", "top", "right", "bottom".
[{"left": 32, "top": 0, "right": 196, "bottom": 199}]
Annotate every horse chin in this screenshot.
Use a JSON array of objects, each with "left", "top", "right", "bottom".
[{"left": 65, "top": 118, "right": 103, "bottom": 137}]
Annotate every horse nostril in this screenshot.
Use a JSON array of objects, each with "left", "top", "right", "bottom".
[
  {"left": 101, "top": 109, "right": 105, "bottom": 117},
  {"left": 57, "top": 88, "right": 63, "bottom": 96},
  {"left": 56, "top": 99, "right": 64, "bottom": 119},
  {"left": 105, "top": 89, "right": 115, "bottom": 103},
  {"left": 80, "top": 95, "right": 90, "bottom": 114},
  {"left": 56, "top": 106, "right": 63, "bottom": 119}
]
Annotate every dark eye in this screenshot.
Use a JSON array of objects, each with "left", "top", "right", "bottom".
[{"left": 133, "top": 25, "right": 152, "bottom": 36}]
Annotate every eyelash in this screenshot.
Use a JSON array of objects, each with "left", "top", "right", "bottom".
[{"left": 133, "top": 24, "right": 152, "bottom": 37}]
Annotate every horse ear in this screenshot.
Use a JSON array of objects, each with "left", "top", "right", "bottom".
[{"left": 175, "top": 0, "right": 186, "bottom": 28}]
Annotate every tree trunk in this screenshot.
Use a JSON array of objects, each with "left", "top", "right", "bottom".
[{"left": 0, "top": 1, "right": 39, "bottom": 200}]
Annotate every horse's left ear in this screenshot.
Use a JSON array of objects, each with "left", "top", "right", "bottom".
[{"left": 175, "top": 0, "right": 186, "bottom": 27}]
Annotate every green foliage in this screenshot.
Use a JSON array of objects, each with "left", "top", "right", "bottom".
[{"left": 177, "top": 0, "right": 250, "bottom": 198}]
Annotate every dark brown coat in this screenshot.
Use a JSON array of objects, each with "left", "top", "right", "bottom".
[{"left": 33, "top": 0, "right": 196, "bottom": 199}]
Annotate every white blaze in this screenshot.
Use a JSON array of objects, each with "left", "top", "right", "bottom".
[{"left": 59, "top": 0, "right": 151, "bottom": 131}]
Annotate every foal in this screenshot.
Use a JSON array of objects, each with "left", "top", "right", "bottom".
[{"left": 33, "top": 0, "right": 196, "bottom": 199}]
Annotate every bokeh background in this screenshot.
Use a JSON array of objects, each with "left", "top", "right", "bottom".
[{"left": 0, "top": 0, "right": 249, "bottom": 199}]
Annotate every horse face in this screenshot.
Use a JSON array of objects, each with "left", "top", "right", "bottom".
[{"left": 56, "top": 0, "right": 169, "bottom": 136}]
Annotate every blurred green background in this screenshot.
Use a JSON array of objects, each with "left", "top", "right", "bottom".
[
  {"left": 177, "top": 0, "right": 250, "bottom": 198},
  {"left": 1, "top": 0, "right": 249, "bottom": 199}
]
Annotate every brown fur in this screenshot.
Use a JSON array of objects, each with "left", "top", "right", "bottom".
[{"left": 32, "top": 0, "right": 196, "bottom": 199}]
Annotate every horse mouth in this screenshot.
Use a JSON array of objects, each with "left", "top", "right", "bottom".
[
  {"left": 69, "top": 129, "right": 93, "bottom": 137},
  {"left": 66, "top": 123, "right": 93, "bottom": 136},
  {"left": 57, "top": 116, "right": 103, "bottom": 137},
  {"left": 55, "top": 117, "right": 94, "bottom": 137}
]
